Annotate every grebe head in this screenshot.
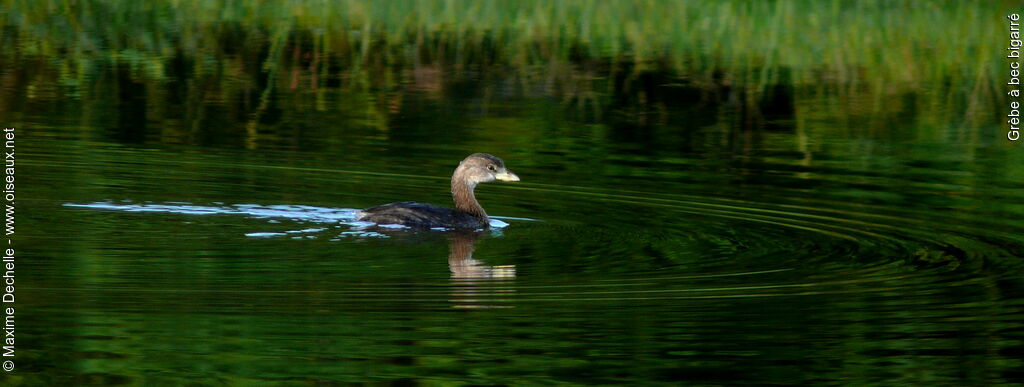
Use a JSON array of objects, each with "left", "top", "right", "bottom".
[{"left": 455, "top": 153, "right": 520, "bottom": 186}]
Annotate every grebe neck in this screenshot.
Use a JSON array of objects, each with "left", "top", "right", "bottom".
[{"left": 451, "top": 174, "right": 487, "bottom": 221}]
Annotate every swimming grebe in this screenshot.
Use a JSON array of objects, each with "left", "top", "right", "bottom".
[{"left": 357, "top": 153, "right": 520, "bottom": 229}]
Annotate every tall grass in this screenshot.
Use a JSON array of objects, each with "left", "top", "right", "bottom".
[{"left": 0, "top": 0, "right": 1011, "bottom": 117}]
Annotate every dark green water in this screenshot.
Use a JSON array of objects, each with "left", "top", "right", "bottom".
[{"left": 5, "top": 18, "right": 1024, "bottom": 387}]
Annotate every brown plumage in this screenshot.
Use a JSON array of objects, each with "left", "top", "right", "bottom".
[{"left": 357, "top": 153, "right": 520, "bottom": 229}]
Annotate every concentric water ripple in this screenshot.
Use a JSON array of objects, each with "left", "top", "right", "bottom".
[
  {"left": 18, "top": 132, "right": 1024, "bottom": 385},
  {"left": 56, "top": 168, "right": 1021, "bottom": 308}
]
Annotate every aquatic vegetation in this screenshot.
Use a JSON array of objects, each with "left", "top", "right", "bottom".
[{"left": 0, "top": 0, "right": 1008, "bottom": 121}]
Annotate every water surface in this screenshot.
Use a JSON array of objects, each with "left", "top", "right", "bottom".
[{"left": 5, "top": 2, "right": 1024, "bottom": 385}]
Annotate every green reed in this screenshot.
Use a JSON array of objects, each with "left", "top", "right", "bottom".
[{"left": 0, "top": 0, "right": 1012, "bottom": 118}]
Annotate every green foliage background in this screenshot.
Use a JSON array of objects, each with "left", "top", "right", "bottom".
[{"left": 2, "top": 0, "right": 1012, "bottom": 118}]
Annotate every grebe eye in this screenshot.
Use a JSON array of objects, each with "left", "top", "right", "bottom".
[{"left": 488, "top": 164, "right": 496, "bottom": 171}]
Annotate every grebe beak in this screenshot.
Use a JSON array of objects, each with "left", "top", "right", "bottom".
[{"left": 495, "top": 170, "right": 520, "bottom": 182}]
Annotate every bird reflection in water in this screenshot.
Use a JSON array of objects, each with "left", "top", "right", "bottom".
[{"left": 447, "top": 232, "right": 516, "bottom": 308}]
